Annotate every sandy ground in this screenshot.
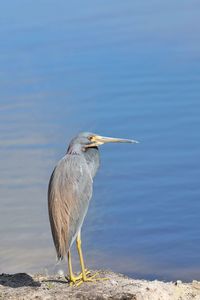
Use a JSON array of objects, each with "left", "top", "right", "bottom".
[{"left": 1, "top": 271, "right": 200, "bottom": 300}]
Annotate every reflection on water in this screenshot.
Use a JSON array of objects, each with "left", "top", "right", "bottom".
[{"left": 0, "top": 1, "right": 200, "bottom": 281}]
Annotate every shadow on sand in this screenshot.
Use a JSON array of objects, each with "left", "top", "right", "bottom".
[{"left": 0, "top": 273, "right": 41, "bottom": 288}]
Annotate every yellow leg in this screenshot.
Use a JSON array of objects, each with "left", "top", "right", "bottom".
[
  {"left": 76, "top": 231, "right": 87, "bottom": 281},
  {"left": 76, "top": 231, "right": 108, "bottom": 286},
  {"left": 67, "top": 250, "right": 82, "bottom": 285},
  {"left": 67, "top": 249, "right": 90, "bottom": 285}
]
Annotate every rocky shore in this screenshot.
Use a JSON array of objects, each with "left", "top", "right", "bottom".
[{"left": 1, "top": 271, "right": 200, "bottom": 300}]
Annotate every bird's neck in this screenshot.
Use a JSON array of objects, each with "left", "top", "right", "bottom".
[
  {"left": 83, "top": 147, "right": 100, "bottom": 179},
  {"left": 67, "top": 144, "right": 100, "bottom": 178},
  {"left": 67, "top": 143, "right": 82, "bottom": 155}
]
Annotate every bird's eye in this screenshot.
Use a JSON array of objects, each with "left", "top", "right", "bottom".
[{"left": 88, "top": 135, "right": 93, "bottom": 141}]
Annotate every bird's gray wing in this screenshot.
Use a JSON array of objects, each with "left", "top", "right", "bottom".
[{"left": 48, "top": 155, "right": 93, "bottom": 259}]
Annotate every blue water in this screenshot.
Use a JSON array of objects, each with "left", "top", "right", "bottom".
[{"left": 0, "top": 1, "right": 200, "bottom": 281}]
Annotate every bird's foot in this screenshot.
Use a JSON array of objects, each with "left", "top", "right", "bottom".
[
  {"left": 76, "top": 271, "right": 109, "bottom": 287},
  {"left": 66, "top": 270, "right": 91, "bottom": 286}
]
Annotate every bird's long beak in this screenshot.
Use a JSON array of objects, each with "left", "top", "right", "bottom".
[{"left": 87, "top": 134, "right": 139, "bottom": 147}]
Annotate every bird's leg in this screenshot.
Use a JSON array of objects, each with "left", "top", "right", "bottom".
[
  {"left": 67, "top": 250, "right": 83, "bottom": 285},
  {"left": 76, "top": 232, "right": 108, "bottom": 286},
  {"left": 76, "top": 231, "right": 88, "bottom": 281},
  {"left": 67, "top": 249, "right": 90, "bottom": 285}
]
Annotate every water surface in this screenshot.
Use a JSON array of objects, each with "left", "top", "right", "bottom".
[{"left": 0, "top": 1, "right": 200, "bottom": 281}]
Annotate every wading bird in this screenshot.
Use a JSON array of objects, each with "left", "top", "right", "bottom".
[{"left": 48, "top": 132, "right": 138, "bottom": 285}]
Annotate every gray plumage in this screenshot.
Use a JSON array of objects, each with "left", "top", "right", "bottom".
[
  {"left": 48, "top": 132, "right": 137, "bottom": 261},
  {"left": 48, "top": 133, "right": 99, "bottom": 259}
]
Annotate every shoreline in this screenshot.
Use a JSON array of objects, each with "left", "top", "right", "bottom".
[{"left": 1, "top": 271, "right": 200, "bottom": 299}]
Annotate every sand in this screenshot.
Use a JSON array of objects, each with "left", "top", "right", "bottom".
[{"left": 1, "top": 271, "right": 200, "bottom": 300}]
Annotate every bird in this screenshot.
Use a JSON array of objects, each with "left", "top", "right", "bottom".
[{"left": 48, "top": 132, "right": 138, "bottom": 285}]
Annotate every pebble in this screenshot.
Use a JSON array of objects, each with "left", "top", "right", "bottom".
[
  {"left": 57, "top": 270, "right": 64, "bottom": 277},
  {"left": 175, "top": 280, "right": 182, "bottom": 285},
  {"left": 192, "top": 280, "right": 199, "bottom": 284}
]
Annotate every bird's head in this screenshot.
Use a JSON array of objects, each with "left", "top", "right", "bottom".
[{"left": 67, "top": 132, "right": 139, "bottom": 154}]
